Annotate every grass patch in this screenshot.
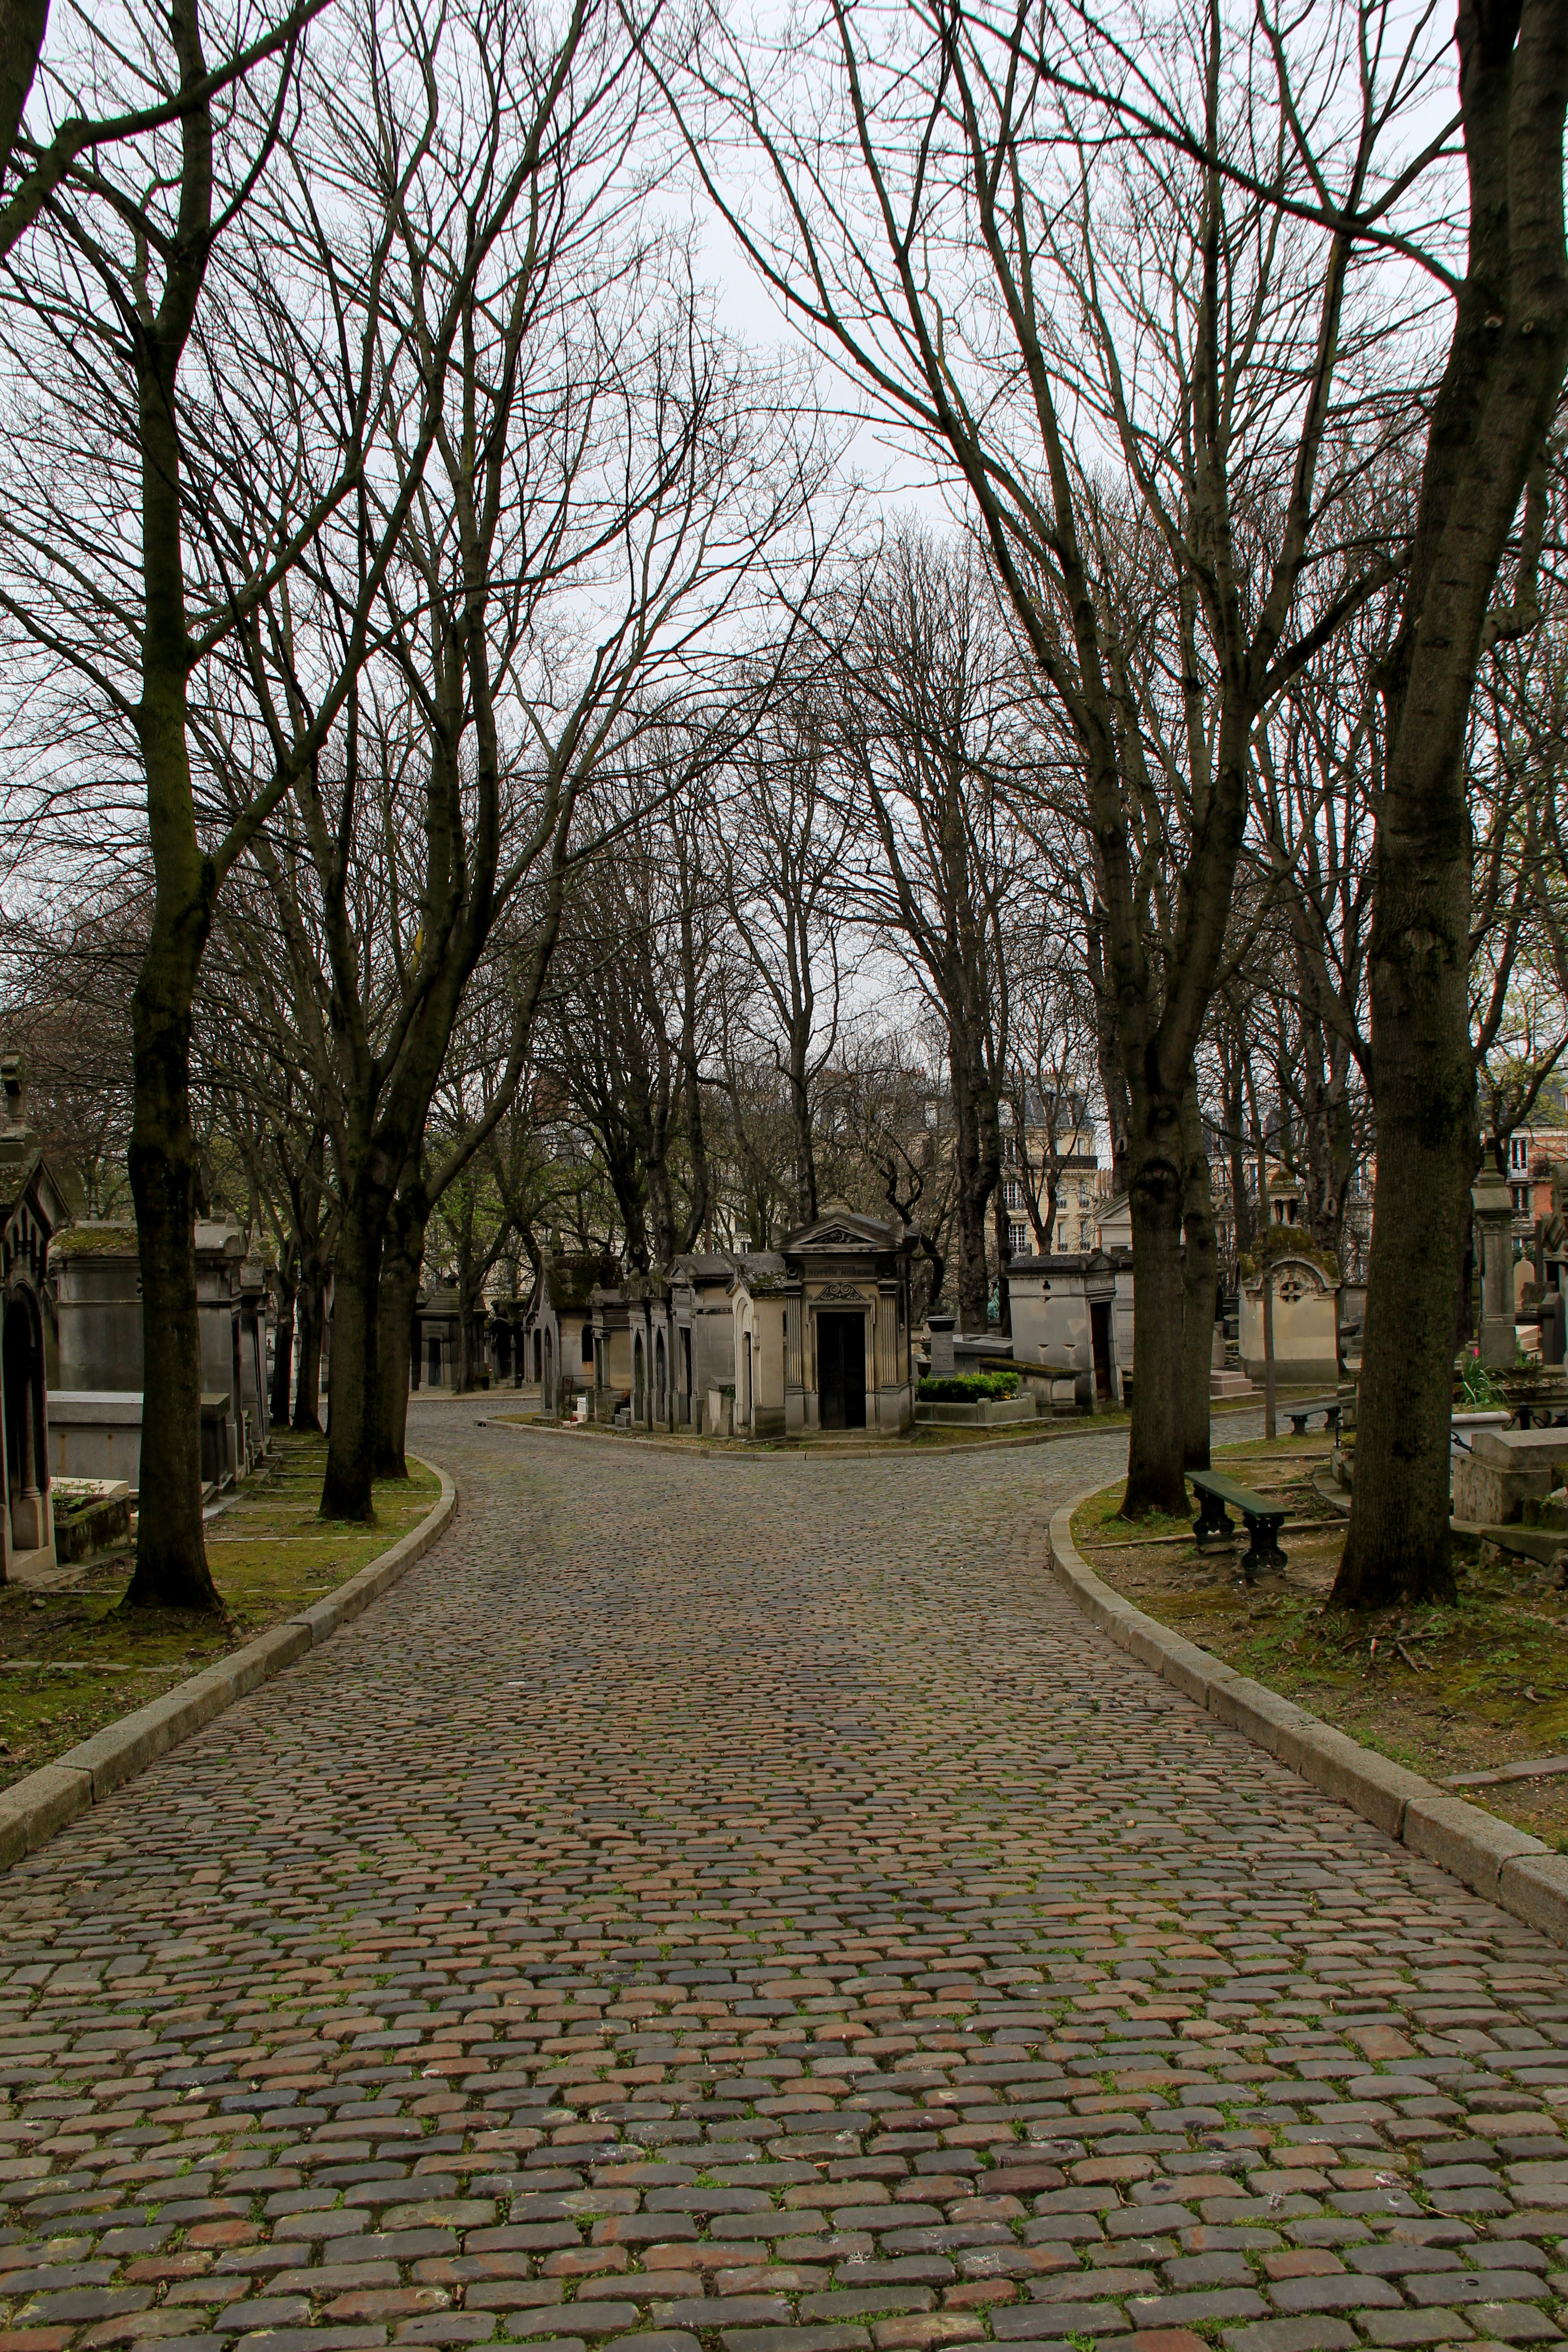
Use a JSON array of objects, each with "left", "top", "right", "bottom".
[
  {"left": 1070, "top": 1429, "right": 1568, "bottom": 1845},
  {"left": 0, "top": 1432, "right": 438, "bottom": 1791}
]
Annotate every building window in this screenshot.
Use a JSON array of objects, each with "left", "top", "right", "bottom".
[
  {"left": 1005, "top": 1177, "right": 1021, "bottom": 1210},
  {"left": 1009, "top": 1221, "right": 1029, "bottom": 1257},
  {"left": 1513, "top": 1185, "right": 1530, "bottom": 1216}
]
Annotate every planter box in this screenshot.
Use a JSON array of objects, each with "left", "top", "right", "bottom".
[
  {"left": 53, "top": 1481, "right": 132, "bottom": 1563},
  {"left": 915, "top": 1393, "right": 1034, "bottom": 1428}
]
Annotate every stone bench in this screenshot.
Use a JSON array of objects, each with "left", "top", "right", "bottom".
[{"left": 1190, "top": 1469, "right": 1288, "bottom": 1583}]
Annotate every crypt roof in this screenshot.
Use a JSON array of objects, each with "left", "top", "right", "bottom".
[{"left": 782, "top": 1201, "right": 914, "bottom": 1254}]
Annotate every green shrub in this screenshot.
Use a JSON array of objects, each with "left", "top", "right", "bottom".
[
  {"left": 919, "top": 1371, "right": 1019, "bottom": 1402},
  {"left": 1456, "top": 1353, "right": 1506, "bottom": 1409}
]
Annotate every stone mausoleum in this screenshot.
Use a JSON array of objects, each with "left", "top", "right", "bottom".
[
  {"left": 0, "top": 1059, "right": 65, "bottom": 1575},
  {"left": 522, "top": 1254, "right": 616, "bottom": 1413},
  {"left": 52, "top": 1218, "right": 270, "bottom": 1492},
  {"left": 589, "top": 1205, "right": 919, "bottom": 1439},
  {"left": 1008, "top": 1248, "right": 1133, "bottom": 1406}
]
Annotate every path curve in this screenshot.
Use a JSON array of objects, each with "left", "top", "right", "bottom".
[{"left": 0, "top": 1409, "right": 1563, "bottom": 2352}]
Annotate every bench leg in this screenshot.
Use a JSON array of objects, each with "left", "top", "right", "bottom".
[
  {"left": 1192, "top": 1492, "right": 1235, "bottom": 1549},
  {"left": 1325, "top": 1406, "right": 1342, "bottom": 1435},
  {"left": 1241, "top": 1512, "right": 1288, "bottom": 1576}
]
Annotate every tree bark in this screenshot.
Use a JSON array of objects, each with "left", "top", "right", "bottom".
[
  {"left": 375, "top": 1188, "right": 425, "bottom": 1478},
  {"left": 1336, "top": 0, "right": 1568, "bottom": 1608},
  {"left": 320, "top": 1185, "right": 384, "bottom": 1520},
  {"left": 950, "top": 1049, "right": 999, "bottom": 1333},
  {"left": 1181, "top": 1073, "right": 1217, "bottom": 1473},
  {"left": 269, "top": 1260, "right": 294, "bottom": 1428},
  {"left": 125, "top": 971, "right": 218, "bottom": 1609},
  {"left": 1122, "top": 1087, "right": 1189, "bottom": 1517},
  {"left": 120, "top": 0, "right": 223, "bottom": 1612},
  {"left": 292, "top": 1264, "right": 323, "bottom": 1433}
]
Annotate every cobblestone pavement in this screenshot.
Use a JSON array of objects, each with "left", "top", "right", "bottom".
[{"left": 0, "top": 1412, "right": 1567, "bottom": 2352}]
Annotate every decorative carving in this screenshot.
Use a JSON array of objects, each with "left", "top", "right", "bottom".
[
  {"left": 817, "top": 1282, "right": 865, "bottom": 1302},
  {"left": 813, "top": 1227, "right": 861, "bottom": 1246}
]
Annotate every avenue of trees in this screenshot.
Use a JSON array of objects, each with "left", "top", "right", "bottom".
[{"left": 0, "top": 0, "right": 1565, "bottom": 1616}]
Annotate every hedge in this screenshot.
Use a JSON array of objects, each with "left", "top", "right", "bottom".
[{"left": 918, "top": 1371, "right": 1019, "bottom": 1402}]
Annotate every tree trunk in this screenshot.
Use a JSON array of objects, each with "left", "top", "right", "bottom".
[
  {"left": 321, "top": 1190, "right": 383, "bottom": 1520},
  {"left": 456, "top": 1255, "right": 474, "bottom": 1393},
  {"left": 1335, "top": 991, "right": 1475, "bottom": 1607},
  {"left": 292, "top": 1266, "right": 323, "bottom": 1432},
  {"left": 790, "top": 1053, "right": 818, "bottom": 1226},
  {"left": 269, "top": 1264, "right": 294, "bottom": 1429},
  {"left": 952, "top": 1108, "right": 989, "bottom": 1332},
  {"left": 992, "top": 1182, "right": 1012, "bottom": 1336},
  {"left": 1181, "top": 1075, "right": 1217, "bottom": 1473},
  {"left": 121, "top": 0, "right": 219, "bottom": 1610},
  {"left": 1122, "top": 1096, "right": 1188, "bottom": 1519},
  {"left": 124, "top": 977, "right": 220, "bottom": 1610},
  {"left": 375, "top": 1199, "right": 425, "bottom": 1479},
  {"left": 1338, "top": 0, "right": 1568, "bottom": 1608}
]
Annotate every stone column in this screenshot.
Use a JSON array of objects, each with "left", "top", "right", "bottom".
[{"left": 1472, "top": 1163, "right": 1517, "bottom": 1369}]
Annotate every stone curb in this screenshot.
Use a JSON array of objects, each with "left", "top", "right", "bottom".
[
  {"left": 476, "top": 1406, "right": 1258, "bottom": 1461},
  {"left": 0, "top": 1453, "right": 457, "bottom": 1872},
  {"left": 1048, "top": 1496, "right": 1568, "bottom": 1945}
]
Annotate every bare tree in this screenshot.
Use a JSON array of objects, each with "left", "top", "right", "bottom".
[
  {"left": 710, "top": 671, "right": 859, "bottom": 1226},
  {"left": 649, "top": 0, "right": 1529, "bottom": 1529},
  {"left": 830, "top": 532, "right": 1025, "bottom": 1333}
]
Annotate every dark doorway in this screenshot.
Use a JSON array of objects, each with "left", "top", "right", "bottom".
[
  {"left": 428, "top": 1334, "right": 442, "bottom": 1386},
  {"left": 1090, "top": 1300, "right": 1112, "bottom": 1399},
  {"left": 818, "top": 1311, "right": 866, "bottom": 1430}
]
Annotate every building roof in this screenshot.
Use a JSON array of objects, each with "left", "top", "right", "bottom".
[{"left": 783, "top": 1201, "right": 915, "bottom": 1252}]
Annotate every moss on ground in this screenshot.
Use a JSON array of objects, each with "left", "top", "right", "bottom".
[{"left": 0, "top": 1432, "right": 438, "bottom": 1791}]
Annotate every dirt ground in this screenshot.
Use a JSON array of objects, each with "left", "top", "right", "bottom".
[{"left": 1071, "top": 1430, "right": 1568, "bottom": 1847}]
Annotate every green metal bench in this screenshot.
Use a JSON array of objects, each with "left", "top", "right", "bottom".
[
  {"left": 1286, "top": 1396, "right": 1343, "bottom": 1436},
  {"left": 1190, "top": 1468, "right": 1288, "bottom": 1583}
]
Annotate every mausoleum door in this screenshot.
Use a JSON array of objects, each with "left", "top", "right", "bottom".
[
  {"left": 817, "top": 1311, "right": 866, "bottom": 1430},
  {"left": 2, "top": 1296, "right": 44, "bottom": 1546},
  {"left": 655, "top": 1332, "right": 666, "bottom": 1424},
  {"left": 1090, "top": 1301, "right": 1112, "bottom": 1399},
  {"left": 544, "top": 1328, "right": 554, "bottom": 1411}
]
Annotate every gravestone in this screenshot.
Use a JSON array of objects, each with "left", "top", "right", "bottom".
[{"left": 927, "top": 1313, "right": 956, "bottom": 1375}]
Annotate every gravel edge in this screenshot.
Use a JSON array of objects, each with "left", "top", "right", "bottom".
[
  {"left": 1048, "top": 1494, "right": 1568, "bottom": 1945},
  {"left": 0, "top": 1452, "right": 457, "bottom": 1871}
]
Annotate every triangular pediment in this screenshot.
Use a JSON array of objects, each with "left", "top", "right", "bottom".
[{"left": 784, "top": 1199, "right": 906, "bottom": 1253}]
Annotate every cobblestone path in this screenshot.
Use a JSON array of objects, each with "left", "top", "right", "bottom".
[{"left": 1, "top": 1413, "right": 1567, "bottom": 2352}]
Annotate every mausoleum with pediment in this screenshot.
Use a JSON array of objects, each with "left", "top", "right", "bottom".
[{"left": 588, "top": 1203, "right": 918, "bottom": 1439}]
